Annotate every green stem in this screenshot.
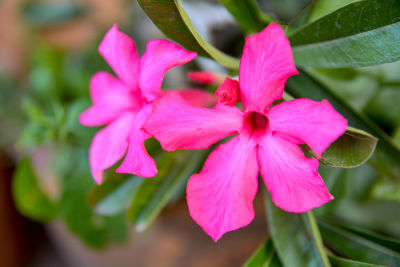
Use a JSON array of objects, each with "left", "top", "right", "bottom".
[{"left": 307, "top": 211, "right": 331, "bottom": 267}]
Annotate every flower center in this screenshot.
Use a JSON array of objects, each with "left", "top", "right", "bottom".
[{"left": 245, "top": 112, "right": 268, "bottom": 132}]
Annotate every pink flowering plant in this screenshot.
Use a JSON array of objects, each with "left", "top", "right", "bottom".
[
  {"left": 12, "top": 0, "right": 400, "bottom": 266},
  {"left": 145, "top": 23, "right": 347, "bottom": 241}
]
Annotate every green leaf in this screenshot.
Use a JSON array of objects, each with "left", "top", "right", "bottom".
[
  {"left": 218, "top": 0, "right": 271, "bottom": 33},
  {"left": 329, "top": 255, "right": 386, "bottom": 267},
  {"left": 127, "top": 150, "right": 208, "bottom": 231},
  {"left": 290, "top": 0, "right": 400, "bottom": 68},
  {"left": 340, "top": 224, "right": 400, "bottom": 252},
  {"left": 89, "top": 173, "right": 142, "bottom": 216},
  {"left": 12, "top": 158, "right": 59, "bottom": 221},
  {"left": 137, "top": 0, "right": 239, "bottom": 69},
  {"left": 243, "top": 238, "right": 283, "bottom": 267},
  {"left": 304, "top": 127, "right": 377, "bottom": 168},
  {"left": 286, "top": 70, "right": 400, "bottom": 179},
  {"left": 265, "top": 192, "right": 331, "bottom": 267},
  {"left": 22, "top": 2, "right": 86, "bottom": 28},
  {"left": 319, "top": 220, "right": 400, "bottom": 266},
  {"left": 60, "top": 148, "right": 128, "bottom": 248},
  {"left": 370, "top": 178, "right": 400, "bottom": 202}
]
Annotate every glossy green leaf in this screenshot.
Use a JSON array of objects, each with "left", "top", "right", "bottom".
[
  {"left": 329, "top": 255, "right": 385, "bottom": 267},
  {"left": 284, "top": 91, "right": 377, "bottom": 168},
  {"left": 265, "top": 192, "right": 331, "bottom": 267},
  {"left": 286, "top": 70, "right": 400, "bottom": 179},
  {"left": 319, "top": 220, "right": 400, "bottom": 266},
  {"left": 243, "top": 238, "right": 283, "bottom": 267},
  {"left": 290, "top": 0, "right": 400, "bottom": 68},
  {"left": 218, "top": 0, "right": 271, "bottom": 33},
  {"left": 137, "top": 0, "right": 239, "bottom": 68},
  {"left": 89, "top": 173, "right": 142, "bottom": 216},
  {"left": 127, "top": 150, "right": 208, "bottom": 231},
  {"left": 12, "top": 158, "right": 59, "bottom": 221},
  {"left": 303, "top": 127, "right": 377, "bottom": 168}
]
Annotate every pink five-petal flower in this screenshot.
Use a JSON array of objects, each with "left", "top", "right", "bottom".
[
  {"left": 144, "top": 23, "right": 348, "bottom": 241},
  {"left": 79, "top": 24, "right": 214, "bottom": 184}
]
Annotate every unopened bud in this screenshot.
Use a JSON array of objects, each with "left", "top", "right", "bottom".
[{"left": 215, "top": 78, "right": 240, "bottom": 106}]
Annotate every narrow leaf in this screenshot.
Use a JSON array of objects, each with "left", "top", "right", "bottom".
[
  {"left": 265, "top": 192, "right": 331, "bottom": 267},
  {"left": 290, "top": 0, "right": 400, "bottom": 68},
  {"left": 340, "top": 224, "right": 400, "bottom": 252},
  {"left": 127, "top": 150, "right": 208, "bottom": 231},
  {"left": 137, "top": 0, "right": 239, "bottom": 69},
  {"left": 243, "top": 238, "right": 283, "bottom": 267},
  {"left": 218, "top": 0, "right": 271, "bottom": 33},
  {"left": 88, "top": 173, "right": 142, "bottom": 216},
  {"left": 319, "top": 220, "right": 400, "bottom": 266},
  {"left": 329, "top": 255, "right": 386, "bottom": 267}
]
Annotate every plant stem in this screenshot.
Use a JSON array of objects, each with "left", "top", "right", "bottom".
[{"left": 307, "top": 211, "right": 331, "bottom": 267}]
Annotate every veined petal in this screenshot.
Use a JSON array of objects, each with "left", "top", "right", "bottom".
[
  {"left": 187, "top": 136, "right": 259, "bottom": 241},
  {"left": 89, "top": 113, "right": 135, "bottom": 184},
  {"left": 99, "top": 24, "right": 139, "bottom": 89},
  {"left": 140, "top": 40, "right": 197, "bottom": 101},
  {"left": 144, "top": 92, "right": 244, "bottom": 151},
  {"left": 239, "top": 23, "right": 298, "bottom": 112},
  {"left": 79, "top": 72, "right": 140, "bottom": 126},
  {"left": 166, "top": 89, "right": 217, "bottom": 107},
  {"left": 258, "top": 134, "right": 333, "bottom": 213},
  {"left": 117, "top": 104, "right": 156, "bottom": 177},
  {"left": 268, "top": 98, "right": 347, "bottom": 157}
]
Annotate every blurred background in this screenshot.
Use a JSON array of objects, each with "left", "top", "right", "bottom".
[{"left": 1, "top": 0, "right": 400, "bottom": 266}]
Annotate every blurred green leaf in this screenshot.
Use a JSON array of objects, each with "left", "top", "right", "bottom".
[
  {"left": 243, "top": 238, "right": 282, "bottom": 267},
  {"left": 265, "top": 193, "right": 331, "bottom": 267},
  {"left": 329, "top": 255, "right": 386, "bottom": 267},
  {"left": 89, "top": 173, "right": 142, "bottom": 216},
  {"left": 319, "top": 220, "right": 400, "bottom": 266},
  {"left": 287, "top": 70, "right": 400, "bottom": 179},
  {"left": 137, "top": 0, "right": 239, "bottom": 68},
  {"left": 12, "top": 158, "right": 59, "bottom": 221},
  {"left": 290, "top": 0, "right": 400, "bottom": 68},
  {"left": 304, "top": 127, "right": 377, "bottom": 168},
  {"left": 218, "top": 0, "right": 271, "bottom": 33},
  {"left": 340, "top": 224, "right": 400, "bottom": 252},
  {"left": 22, "top": 2, "right": 85, "bottom": 28},
  {"left": 127, "top": 150, "right": 208, "bottom": 231},
  {"left": 60, "top": 148, "right": 128, "bottom": 248},
  {"left": 370, "top": 178, "right": 400, "bottom": 202},
  {"left": 314, "top": 68, "right": 358, "bottom": 81}
]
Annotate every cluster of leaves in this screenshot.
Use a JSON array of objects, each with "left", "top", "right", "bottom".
[{"left": 8, "top": 0, "right": 400, "bottom": 265}]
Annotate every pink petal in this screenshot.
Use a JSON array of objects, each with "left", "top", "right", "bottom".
[
  {"left": 89, "top": 113, "right": 135, "bottom": 184},
  {"left": 268, "top": 98, "right": 347, "bottom": 157},
  {"left": 187, "top": 136, "right": 259, "bottom": 241},
  {"left": 117, "top": 104, "right": 157, "bottom": 177},
  {"left": 140, "top": 40, "right": 197, "bottom": 101},
  {"left": 79, "top": 72, "right": 141, "bottom": 126},
  {"left": 99, "top": 24, "right": 140, "bottom": 89},
  {"left": 167, "top": 89, "right": 217, "bottom": 107},
  {"left": 239, "top": 23, "right": 298, "bottom": 112},
  {"left": 144, "top": 92, "right": 244, "bottom": 151},
  {"left": 258, "top": 134, "right": 333, "bottom": 213}
]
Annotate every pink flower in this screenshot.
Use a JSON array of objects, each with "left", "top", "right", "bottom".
[
  {"left": 144, "top": 23, "right": 347, "bottom": 241},
  {"left": 79, "top": 25, "right": 214, "bottom": 184}
]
